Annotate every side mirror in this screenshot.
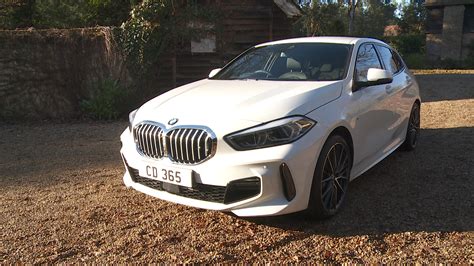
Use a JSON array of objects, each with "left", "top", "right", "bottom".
[
  {"left": 354, "top": 68, "right": 393, "bottom": 91},
  {"left": 367, "top": 68, "right": 393, "bottom": 84},
  {"left": 208, "top": 68, "right": 222, "bottom": 78}
]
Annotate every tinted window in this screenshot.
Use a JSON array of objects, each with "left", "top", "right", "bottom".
[
  {"left": 213, "top": 43, "right": 352, "bottom": 81},
  {"left": 392, "top": 50, "right": 405, "bottom": 72},
  {"left": 378, "top": 46, "right": 399, "bottom": 75},
  {"left": 355, "top": 44, "right": 382, "bottom": 82}
]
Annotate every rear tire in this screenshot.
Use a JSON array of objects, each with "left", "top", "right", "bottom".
[
  {"left": 400, "top": 102, "right": 420, "bottom": 151},
  {"left": 307, "top": 135, "right": 352, "bottom": 219}
]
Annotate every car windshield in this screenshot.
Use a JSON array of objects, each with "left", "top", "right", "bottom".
[{"left": 212, "top": 43, "right": 352, "bottom": 81}]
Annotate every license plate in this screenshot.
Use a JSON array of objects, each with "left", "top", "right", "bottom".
[{"left": 139, "top": 164, "right": 193, "bottom": 187}]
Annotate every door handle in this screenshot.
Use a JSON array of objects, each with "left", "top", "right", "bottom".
[{"left": 385, "top": 85, "right": 392, "bottom": 92}]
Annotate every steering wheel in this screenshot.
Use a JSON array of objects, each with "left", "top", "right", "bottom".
[{"left": 254, "top": 70, "right": 273, "bottom": 78}]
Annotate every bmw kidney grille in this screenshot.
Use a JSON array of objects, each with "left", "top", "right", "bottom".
[{"left": 133, "top": 123, "right": 216, "bottom": 164}]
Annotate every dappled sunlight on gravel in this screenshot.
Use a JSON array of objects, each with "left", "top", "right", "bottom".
[
  {"left": 412, "top": 69, "right": 474, "bottom": 75},
  {"left": 421, "top": 99, "right": 474, "bottom": 129}
]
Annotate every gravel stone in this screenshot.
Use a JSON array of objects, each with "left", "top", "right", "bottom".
[{"left": 1, "top": 72, "right": 473, "bottom": 263}]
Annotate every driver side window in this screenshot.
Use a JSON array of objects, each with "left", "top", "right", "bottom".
[{"left": 355, "top": 44, "right": 382, "bottom": 82}]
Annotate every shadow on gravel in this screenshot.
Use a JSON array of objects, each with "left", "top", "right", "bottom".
[
  {"left": 244, "top": 126, "right": 474, "bottom": 237},
  {"left": 0, "top": 122, "right": 126, "bottom": 187},
  {"left": 416, "top": 74, "right": 474, "bottom": 102}
]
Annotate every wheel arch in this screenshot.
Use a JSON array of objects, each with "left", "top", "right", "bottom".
[
  {"left": 306, "top": 125, "right": 354, "bottom": 218},
  {"left": 415, "top": 98, "right": 421, "bottom": 107},
  {"left": 326, "top": 126, "right": 354, "bottom": 168}
]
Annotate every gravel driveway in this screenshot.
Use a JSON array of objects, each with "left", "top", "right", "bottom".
[{"left": 1, "top": 72, "right": 473, "bottom": 263}]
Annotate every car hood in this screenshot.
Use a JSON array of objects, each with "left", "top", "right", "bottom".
[{"left": 135, "top": 79, "right": 343, "bottom": 135}]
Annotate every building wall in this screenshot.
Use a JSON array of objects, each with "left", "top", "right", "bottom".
[
  {"left": 156, "top": 0, "right": 297, "bottom": 90},
  {"left": 425, "top": 0, "right": 474, "bottom": 61},
  {"left": 0, "top": 1, "right": 298, "bottom": 120},
  {"left": 440, "top": 4, "right": 465, "bottom": 60},
  {"left": 462, "top": 32, "right": 474, "bottom": 59},
  {"left": 426, "top": 33, "right": 442, "bottom": 60}
]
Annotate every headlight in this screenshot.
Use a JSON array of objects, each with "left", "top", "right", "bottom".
[
  {"left": 128, "top": 109, "right": 138, "bottom": 131},
  {"left": 225, "top": 116, "right": 315, "bottom": 151}
]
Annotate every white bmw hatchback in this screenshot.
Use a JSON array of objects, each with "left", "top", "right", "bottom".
[{"left": 120, "top": 37, "right": 421, "bottom": 218}]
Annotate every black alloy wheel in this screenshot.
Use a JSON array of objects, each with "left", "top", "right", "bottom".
[
  {"left": 401, "top": 103, "right": 420, "bottom": 151},
  {"left": 308, "top": 135, "right": 352, "bottom": 219}
]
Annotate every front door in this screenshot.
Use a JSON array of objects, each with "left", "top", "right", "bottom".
[{"left": 350, "top": 43, "right": 396, "bottom": 172}]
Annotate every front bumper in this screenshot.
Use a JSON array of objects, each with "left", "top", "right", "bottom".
[{"left": 120, "top": 127, "right": 325, "bottom": 217}]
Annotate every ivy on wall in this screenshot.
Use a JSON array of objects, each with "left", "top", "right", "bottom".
[
  {"left": 119, "top": 0, "right": 220, "bottom": 78},
  {"left": 80, "top": 0, "right": 221, "bottom": 119},
  {"left": 0, "top": 0, "right": 222, "bottom": 120}
]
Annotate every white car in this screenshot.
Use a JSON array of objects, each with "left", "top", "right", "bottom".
[{"left": 120, "top": 37, "right": 420, "bottom": 218}]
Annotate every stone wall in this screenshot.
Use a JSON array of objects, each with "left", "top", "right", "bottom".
[
  {"left": 427, "top": 32, "right": 474, "bottom": 61},
  {"left": 0, "top": 27, "right": 128, "bottom": 120},
  {"left": 425, "top": 1, "right": 474, "bottom": 61},
  {"left": 426, "top": 33, "right": 442, "bottom": 61},
  {"left": 440, "top": 5, "right": 465, "bottom": 60},
  {"left": 461, "top": 33, "right": 474, "bottom": 59}
]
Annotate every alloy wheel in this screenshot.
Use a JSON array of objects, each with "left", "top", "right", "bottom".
[
  {"left": 408, "top": 104, "right": 421, "bottom": 147},
  {"left": 321, "top": 143, "right": 350, "bottom": 212}
]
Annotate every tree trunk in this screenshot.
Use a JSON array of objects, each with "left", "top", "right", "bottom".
[{"left": 348, "top": 0, "right": 356, "bottom": 35}]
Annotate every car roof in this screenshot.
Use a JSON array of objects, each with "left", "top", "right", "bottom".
[{"left": 255, "top": 36, "right": 386, "bottom": 47}]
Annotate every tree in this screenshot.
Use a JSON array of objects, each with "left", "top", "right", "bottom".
[
  {"left": 297, "top": 1, "right": 347, "bottom": 36},
  {"left": 297, "top": 0, "right": 396, "bottom": 38},
  {"left": 397, "top": 0, "right": 426, "bottom": 35},
  {"left": 348, "top": 0, "right": 358, "bottom": 35},
  {"left": 0, "top": 0, "right": 35, "bottom": 29},
  {"left": 354, "top": 0, "right": 396, "bottom": 38},
  {"left": 0, "top": 0, "right": 138, "bottom": 29}
]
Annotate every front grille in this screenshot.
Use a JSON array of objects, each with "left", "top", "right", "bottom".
[
  {"left": 166, "top": 128, "right": 213, "bottom": 164},
  {"left": 180, "top": 183, "right": 227, "bottom": 202},
  {"left": 133, "top": 176, "right": 226, "bottom": 203},
  {"left": 133, "top": 123, "right": 216, "bottom": 165},
  {"left": 134, "top": 123, "right": 165, "bottom": 159},
  {"left": 134, "top": 176, "right": 164, "bottom": 190},
  {"left": 125, "top": 163, "right": 260, "bottom": 204}
]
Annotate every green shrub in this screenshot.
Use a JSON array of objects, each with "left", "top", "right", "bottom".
[
  {"left": 385, "top": 35, "right": 425, "bottom": 56},
  {"left": 435, "top": 59, "right": 474, "bottom": 69},
  {"left": 403, "top": 53, "right": 426, "bottom": 69},
  {"left": 80, "top": 79, "right": 133, "bottom": 120},
  {"left": 404, "top": 55, "right": 474, "bottom": 70}
]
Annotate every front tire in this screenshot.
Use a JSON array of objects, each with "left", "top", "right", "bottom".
[
  {"left": 307, "top": 135, "right": 352, "bottom": 219},
  {"left": 400, "top": 102, "right": 420, "bottom": 151}
]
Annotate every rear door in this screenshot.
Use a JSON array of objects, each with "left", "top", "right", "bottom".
[{"left": 375, "top": 45, "right": 412, "bottom": 148}]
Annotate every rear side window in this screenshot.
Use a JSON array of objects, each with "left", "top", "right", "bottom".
[
  {"left": 392, "top": 51, "right": 405, "bottom": 72},
  {"left": 355, "top": 44, "right": 382, "bottom": 82},
  {"left": 377, "top": 46, "right": 400, "bottom": 75}
]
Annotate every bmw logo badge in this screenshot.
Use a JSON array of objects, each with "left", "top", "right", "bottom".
[{"left": 168, "top": 118, "right": 179, "bottom": 125}]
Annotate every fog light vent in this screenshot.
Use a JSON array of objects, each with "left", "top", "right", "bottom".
[{"left": 280, "top": 163, "right": 296, "bottom": 201}]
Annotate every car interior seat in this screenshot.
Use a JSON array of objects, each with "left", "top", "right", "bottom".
[
  {"left": 279, "top": 58, "right": 307, "bottom": 80},
  {"left": 318, "top": 63, "right": 342, "bottom": 80}
]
